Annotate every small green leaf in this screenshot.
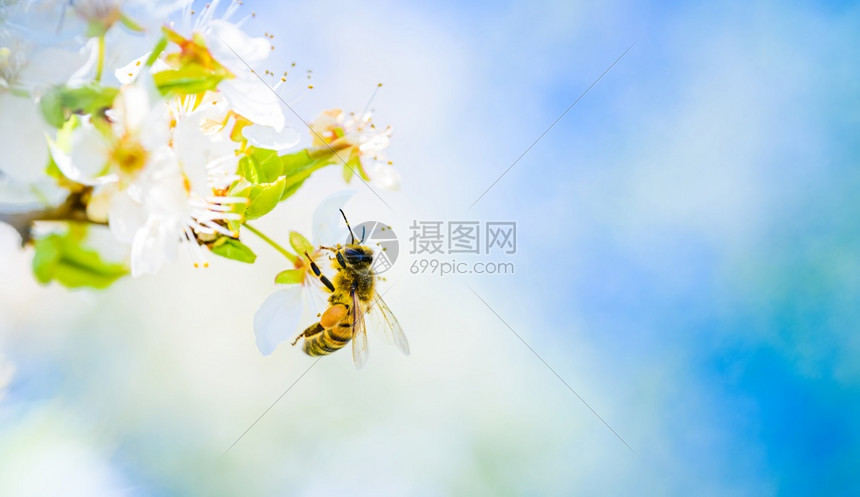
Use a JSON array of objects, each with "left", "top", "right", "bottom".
[
  {"left": 288, "top": 231, "right": 314, "bottom": 257},
  {"left": 245, "top": 176, "right": 286, "bottom": 220},
  {"left": 32, "top": 227, "right": 128, "bottom": 289},
  {"left": 153, "top": 64, "right": 225, "bottom": 96},
  {"left": 210, "top": 237, "right": 257, "bottom": 264},
  {"left": 39, "top": 84, "right": 118, "bottom": 128},
  {"left": 347, "top": 154, "right": 368, "bottom": 181},
  {"left": 279, "top": 149, "right": 334, "bottom": 201},
  {"left": 239, "top": 147, "right": 283, "bottom": 184},
  {"left": 280, "top": 149, "right": 316, "bottom": 171},
  {"left": 274, "top": 269, "right": 305, "bottom": 285},
  {"left": 342, "top": 163, "right": 354, "bottom": 183},
  {"left": 226, "top": 180, "right": 251, "bottom": 232}
]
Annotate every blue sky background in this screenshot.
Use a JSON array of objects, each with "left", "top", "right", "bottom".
[{"left": 1, "top": 0, "right": 859, "bottom": 495}]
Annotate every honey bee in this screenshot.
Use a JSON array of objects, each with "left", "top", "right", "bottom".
[{"left": 291, "top": 210, "right": 409, "bottom": 368}]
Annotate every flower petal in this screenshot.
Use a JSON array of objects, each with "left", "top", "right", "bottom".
[
  {"left": 52, "top": 129, "right": 115, "bottom": 186},
  {"left": 115, "top": 52, "right": 151, "bottom": 84},
  {"left": 357, "top": 132, "right": 390, "bottom": 153},
  {"left": 219, "top": 79, "right": 285, "bottom": 131},
  {"left": 367, "top": 161, "right": 401, "bottom": 190},
  {"left": 253, "top": 286, "right": 304, "bottom": 356},
  {"left": 108, "top": 189, "right": 146, "bottom": 243},
  {"left": 129, "top": 216, "right": 180, "bottom": 277},
  {"left": 241, "top": 124, "right": 300, "bottom": 152},
  {"left": 312, "top": 189, "right": 356, "bottom": 246},
  {"left": 207, "top": 19, "right": 271, "bottom": 73},
  {"left": 115, "top": 82, "right": 152, "bottom": 133}
]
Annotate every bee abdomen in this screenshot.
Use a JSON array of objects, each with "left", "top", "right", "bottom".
[{"left": 303, "top": 317, "right": 353, "bottom": 356}]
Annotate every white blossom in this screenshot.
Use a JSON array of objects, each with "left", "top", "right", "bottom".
[{"left": 310, "top": 108, "right": 400, "bottom": 190}]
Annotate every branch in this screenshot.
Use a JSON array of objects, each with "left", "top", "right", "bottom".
[{"left": 0, "top": 191, "right": 94, "bottom": 246}]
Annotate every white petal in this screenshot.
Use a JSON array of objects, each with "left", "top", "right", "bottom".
[
  {"left": 253, "top": 286, "right": 304, "bottom": 356},
  {"left": 54, "top": 130, "right": 115, "bottom": 186},
  {"left": 172, "top": 113, "right": 234, "bottom": 193},
  {"left": 115, "top": 52, "right": 151, "bottom": 84},
  {"left": 207, "top": 20, "right": 271, "bottom": 73},
  {"left": 312, "top": 189, "right": 357, "bottom": 246},
  {"left": 241, "top": 124, "right": 300, "bottom": 152},
  {"left": 129, "top": 216, "right": 180, "bottom": 277},
  {"left": 115, "top": 82, "right": 151, "bottom": 133},
  {"left": 367, "top": 161, "right": 401, "bottom": 191},
  {"left": 219, "top": 79, "right": 285, "bottom": 131},
  {"left": 0, "top": 93, "right": 49, "bottom": 183},
  {"left": 108, "top": 190, "right": 146, "bottom": 243},
  {"left": 357, "top": 133, "right": 390, "bottom": 153}
]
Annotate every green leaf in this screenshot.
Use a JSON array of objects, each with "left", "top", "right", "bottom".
[
  {"left": 280, "top": 149, "right": 317, "bottom": 171},
  {"left": 245, "top": 176, "right": 286, "bottom": 220},
  {"left": 153, "top": 64, "right": 226, "bottom": 96},
  {"left": 347, "top": 154, "right": 368, "bottom": 181},
  {"left": 226, "top": 180, "right": 251, "bottom": 232},
  {"left": 274, "top": 269, "right": 305, "bottom": 285},
  {"left": 342, "top": 162, "right": 354, "bottom": 183},
  {"left": 210, "top": 237, "right": 257, "bottom": 264},
  {"left": 279, "top": 150, "right": 334, "bottom": 201},
  {"left": 39, "top": 84, "right": 119, "bottom": 128},
  {"left": 288, "top": 231, "right": 314, "bottom": 257},
  {"left": 32, "top": 228, "right": 128, "bottom": 289},
  {"left": 239, "top": 147, "right": 283, "bottom": 184}
]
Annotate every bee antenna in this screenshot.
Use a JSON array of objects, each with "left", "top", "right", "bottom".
[
  {"left": 360, "top": 226, "right": 367, "bottom": 244},
  {"left": 340, "top": 209, "right": 356, "bottom": 245}
]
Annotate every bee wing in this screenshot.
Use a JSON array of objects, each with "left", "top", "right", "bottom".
[
  {"left": 368, "top": 293, "right": 409, "bottom": 356},
  {"left": 351, "top": 290, "right": 370, "bottom": 369}
]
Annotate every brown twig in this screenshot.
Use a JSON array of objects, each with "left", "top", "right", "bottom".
[{"left": 0, "top": 191, "right": 94, "bottom": 246}]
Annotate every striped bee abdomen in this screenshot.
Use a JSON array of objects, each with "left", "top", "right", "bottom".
[{"left": 302, "top": 302, "right": 354, "bottom": 357}]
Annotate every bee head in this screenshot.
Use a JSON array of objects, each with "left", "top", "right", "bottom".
[{"left": 341, "top": 246, "right": 374, "bottom": 268}]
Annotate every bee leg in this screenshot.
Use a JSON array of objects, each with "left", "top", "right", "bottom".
[
  {"left": 304, "top": 252, "right": 335, "bottom": 292},
  {"left": 292, "top": 322, "right": 324, "bottom": 346}
]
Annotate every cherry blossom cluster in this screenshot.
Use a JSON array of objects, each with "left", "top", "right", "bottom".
[{"left": 0, "top": 0, "right": 399, "bottom": 291}]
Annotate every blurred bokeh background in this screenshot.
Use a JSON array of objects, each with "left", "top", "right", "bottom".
[{"left": 2, "top": 0, "right": 860, "bottom": 495}]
